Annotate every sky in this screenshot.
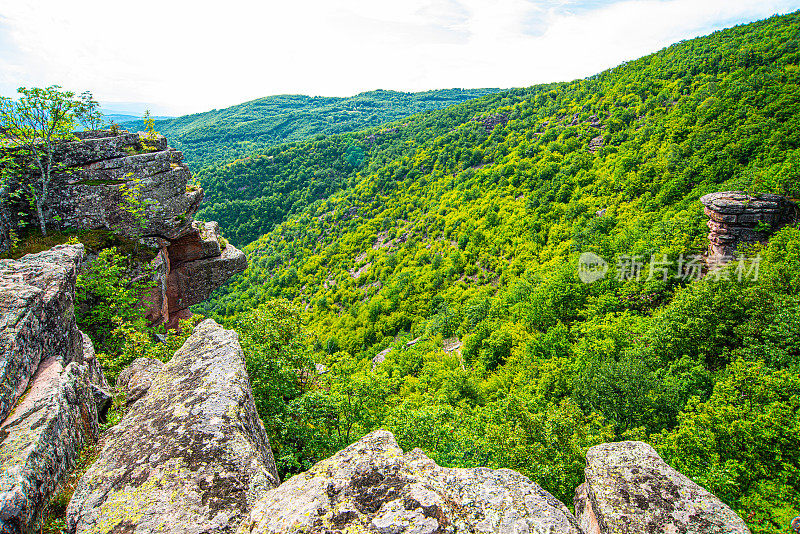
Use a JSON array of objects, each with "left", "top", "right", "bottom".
[{"left": 0, "top": 0, "right": 798, "bottom": 116}]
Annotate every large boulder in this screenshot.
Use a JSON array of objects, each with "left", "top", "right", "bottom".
[
  {"left": 0, "top": 245, "right": 101, "bottom": 534},
  {"left": 575, "top": 441, "right": 750, "bottom": 534},
  {"left": 0, "top": 245, "right": 85, "bottom": 423},
  {"left": 239, "top": 430, "right": 580, "bottom": 534},
  {"left": 0, "top": 360, "right": 99, "bottom": 534},
  {"left": 67, "top": 319, "right": 279, "bottom": 534}
]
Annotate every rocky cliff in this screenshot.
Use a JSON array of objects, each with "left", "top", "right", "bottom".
[
  {"left": 1, "top": 130, "right": 246, "bottom": 328},
  {"left": 0, "top": 245, "right": 108, "bottom": 534}
]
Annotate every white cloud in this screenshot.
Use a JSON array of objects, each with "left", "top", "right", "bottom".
[{"left": 0, "top": 0, "right": 797, "bottom": 114}]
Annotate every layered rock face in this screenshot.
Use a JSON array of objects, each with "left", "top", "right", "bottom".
[
  {"left": 4, "top": 130, "right": 246, "bottom": 327},
  {"left": 239, "top": 430, "right": 581, "bottom": 534},
  {"left": 575, "top": 441, "right": 750, "bottom": 534},
  {"left": 0, "top": 245, "right": 107, "bottom": 534},
  {"left": 701, "top": 191, "right": 796, "bottom": 259},
  {"left": 153, "top": 221, "right": 247, "bottom": 328},
  {"left": 48, "top": 132, "right": 200, "bottom": 241},
  {"left": 67, "top": 319, "right": 279, "bottom": 534}
]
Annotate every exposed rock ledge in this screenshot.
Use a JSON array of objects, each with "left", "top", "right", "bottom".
[
  {"left": 67, "top": 319, "right": 279, "bottom": 534},
  {"left": 575, "top": 441, "right": 750, "bottom": 534},
  {"left": 1, "top": 131, "right": 246, "bottom": 327},
  {"left": 239, "top": 429, "right": 581, "bottom": 534},
  {"left": 0, "top": 245, "right": 107, "bottom": 534},
  {"left": 701, "top": 191, "right": 796, "bottom": 259}
]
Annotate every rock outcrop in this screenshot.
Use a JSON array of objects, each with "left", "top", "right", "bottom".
[
  {"left": 158, "top": 221, "right": 247, "bottom": 328},
  {"left": 0, "top": 245, "right": 105, "bottom": 534},
  {"left": 701, "top": 191, "right": 796, "bottom": 259},
  {"left": 575, "top": 441, "right": 750, "bottom": 534},
  {"left": 67, "top": 319, "right": 279, "bottom": 534},
  {"left": 239, "top": 429, "right": 580, "bottom": 534},
  {"left": 1, "top": 130, "right": 246, "bottom": 327}
]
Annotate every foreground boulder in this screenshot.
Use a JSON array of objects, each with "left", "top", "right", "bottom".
[
  {"left": 67, "top": 319, "right": 279, "bottom": 534},
  {"left": 0, "top": 245, "right": 85, "bottom": 423},
  {"left": 0, "top": 245, "right": 103, "bottom": 534},
  {"left": 239, "top": 429, "right": 580, "bottom": 534},
  {"left": 575, "top": 441, "right": 750, "bottom": 534},
  {"left": 0, "top": 360, "right": 99, "bottom": 534}
]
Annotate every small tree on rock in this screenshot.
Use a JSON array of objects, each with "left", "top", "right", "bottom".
[{"left": 0, "top": 85, "right": 100, "bottom": 235}]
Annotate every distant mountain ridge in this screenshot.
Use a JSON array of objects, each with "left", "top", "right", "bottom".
[{"left": 121, "top": 88, "right": 500, "bottom": 170}]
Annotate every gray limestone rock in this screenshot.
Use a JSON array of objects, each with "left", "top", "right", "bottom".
[
  {"left": 575, "top": 441, "right": 750, "bottom": 534},
  {"left": 67, "top": 319, "right": 279, "bottom": 534},
  {"left": 239, "top": 429, "right": 580, "bottom": 534}
]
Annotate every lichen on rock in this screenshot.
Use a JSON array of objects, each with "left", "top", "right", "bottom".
[
  {"left": 67, "top": 319, "right": 279, "bottom": 534},
  {"left": 0, "top": 244, "right": 86, "bottom": 424},
  {"left": 239, "top": 429, "right": 581, "bottom": 534},
  {"left": 575, "top": 441, "right": 751, "bottom": 534},
  {"left": 0, "top": 245, "right": 102, "bottom": 534}
]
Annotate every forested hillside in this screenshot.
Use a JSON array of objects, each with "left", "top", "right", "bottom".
[
  {"left": 195, "top": 12, "right": 800, "bottom": 533},
  {"left": 121, "top": 89, "right": 499, "bottom": 171},
  {"left": 193, "top": 89, "right": 543, "bottom": 246}
]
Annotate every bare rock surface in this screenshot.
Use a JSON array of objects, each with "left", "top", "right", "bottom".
[
  {"left": 115, "top": 357, "right": 164, "bottom": 407},
  {"left": 0, "top": 359, "right": 99, "bottom": 534},
  {"left": 700, "top": 191, "right": 796, "bottom": 258},
  {"left": 165, "top": 243, "right": 247, "bottom": 315},
  {"left": 575, "top": 441, "right": 750, "bottom": 534},
  {"left": 48, "top": 134, "right": 200, "bottom": 241},
  {"left": 239, "top": 429, "right": 580, "bottom": 534},
  {"left": 67, "top": 319, "right": 279, "bottom": 534},
  {"left": 0, "top": 244, "right": 85, "bottom": 424},
  {"left": 3, "top": 131, "right": 246, "bottom": 330},
  {"left": 0, "top": 245, "right": 100, "bottom": 534}
]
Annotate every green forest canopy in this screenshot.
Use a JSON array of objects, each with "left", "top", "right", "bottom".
[
  {"left": 191, "top": 12, "right": 800, "bottom": 534},
  {"left": 122, "top": 88, "right": 500, "bottom": 171}
]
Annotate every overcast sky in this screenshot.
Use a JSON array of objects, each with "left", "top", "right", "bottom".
[{"left": 1, "top": 0, "right": 798, "bottom": 115}]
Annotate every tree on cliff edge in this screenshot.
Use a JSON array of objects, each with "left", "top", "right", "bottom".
[{"left": 0, "top": 86, "right": 98, "bottom": 236}]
